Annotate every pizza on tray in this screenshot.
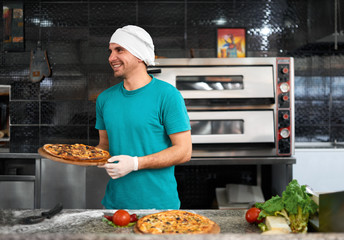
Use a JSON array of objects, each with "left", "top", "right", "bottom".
[
  {"left": 135, "top": 210, "right": 220, "bottom": 234},
  {"left": 43, "top": 143, "right": 110, "bottom": 161}
]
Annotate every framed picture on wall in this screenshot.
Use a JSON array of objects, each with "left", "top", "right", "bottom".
[
  {"left": 217, "top": 28, "right": 246, "bottom": 58},
  {"left": 3, "top": 1, "right": 24, "bottom": 51}
]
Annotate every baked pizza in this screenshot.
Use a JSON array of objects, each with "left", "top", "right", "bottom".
[
  {"left": 43, "top": 143, "right": 110, "bottom": 161},
  {"left": 135, "top": 210, "right": 220, "bottom": 234}
]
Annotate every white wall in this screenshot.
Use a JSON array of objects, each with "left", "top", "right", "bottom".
[{"left": 293, "top": 149, "right": 344, "bottom": 193}]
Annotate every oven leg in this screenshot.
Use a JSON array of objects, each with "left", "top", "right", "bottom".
[
  {"left": 34, "top": 158, "right": 41, "bottom": 209},
  {"left": 271, "top": 164, "right": 293, "bottom": 196},
  {"left": 257, "top": 165, "right": 262, "bottom": 187}
]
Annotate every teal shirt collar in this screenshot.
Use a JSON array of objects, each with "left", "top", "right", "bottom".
[{"left": 121, "top": 74, "right": 155, "bottom": 96}]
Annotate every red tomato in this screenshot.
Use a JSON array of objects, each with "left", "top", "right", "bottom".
[
  {"left": 112, "top": 210, "right": 131, "bottom": 226},
  {"left": 104, "top": 215, "right": 112, "bottom": 221},
  {"left": 130, "top": 214, "right": 138, "bottom": 222},
  {"left": 245, "top": 207, "right": 262, "bottom": 224}
]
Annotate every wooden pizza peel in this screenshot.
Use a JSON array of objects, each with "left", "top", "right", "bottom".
[{"left": 38, "top": 147, "right": 108, "bottom": 166}]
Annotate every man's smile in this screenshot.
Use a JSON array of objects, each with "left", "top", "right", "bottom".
[{"left": 111, "top": 63, "right": 122, "bottom": 70}]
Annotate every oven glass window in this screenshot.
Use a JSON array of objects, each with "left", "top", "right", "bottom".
[
  {"left": 190, "top": 120, "right": 244, "bottom": 135},
  {"left": 176, "top": 75, "right": 243, "bottom": 90}
]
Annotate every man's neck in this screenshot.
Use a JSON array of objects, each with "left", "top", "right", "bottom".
[{"left": 123, "top": 71, "right": 152, "bottom": 91}]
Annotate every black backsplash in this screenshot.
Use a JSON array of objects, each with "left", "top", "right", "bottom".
[{"left": 1, "top": 0, "right": 344, "bottom": 152}]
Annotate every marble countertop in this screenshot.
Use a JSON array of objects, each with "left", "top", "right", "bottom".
[{"left": 0, "top": 209, "right": 343, "bottom": 240}]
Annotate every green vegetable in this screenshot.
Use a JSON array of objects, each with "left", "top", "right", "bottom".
[
  {"left": 258, "top": 222, "right": 268, "bottom": 232},
  {"left": 102, "top": 217, "right": 137, "bottom": 228},
  {"left": 255, "top": 179, "right": 318, "bottom": 233},
  {"left": 256, "top": 195, "right": 284, "bottom": 218}
]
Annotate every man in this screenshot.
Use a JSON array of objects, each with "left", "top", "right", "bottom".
[{"left": 96, "top": 25, "right": 192, "bottom": 209}]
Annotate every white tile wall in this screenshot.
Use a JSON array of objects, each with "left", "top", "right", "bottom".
[{"left": 293, "top": 149, "right": 344, "bottom": 193}]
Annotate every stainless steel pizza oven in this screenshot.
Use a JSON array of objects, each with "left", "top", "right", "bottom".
[{"left": 149, "top": 57, "right": 294, "bottom": 158}]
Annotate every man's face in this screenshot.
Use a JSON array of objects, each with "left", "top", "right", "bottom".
[{"left": 108, "top": 43, "right": 140, "bottom": 78}]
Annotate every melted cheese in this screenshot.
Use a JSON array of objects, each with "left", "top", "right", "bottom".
[{"left": 138, "top": 210, "right": 214, "bottom": 234}]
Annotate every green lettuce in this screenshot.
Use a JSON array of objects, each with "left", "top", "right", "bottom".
[
  {"left": 102, "top": 217, "right": 137, "bottom": 228},
  {"left": 255, "top": 179, "right": 318, "bottom": 233}
]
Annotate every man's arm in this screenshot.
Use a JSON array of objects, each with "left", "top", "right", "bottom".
[
  {"left": 138, "top": 130, "right": 192, "bottom": 169},
  {"left": 96, "top": 130, "right": 110, "bottom": 151},
  {"left": 98, "top": 130, "right": 192, "bottom": 179}
]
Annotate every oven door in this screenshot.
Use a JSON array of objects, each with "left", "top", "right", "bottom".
[
  {"left": 158, "top": 66, "right": 274, "bottom": 99},
  {"left": 189, "top": 110, "right": 275, "bottom": 144}
]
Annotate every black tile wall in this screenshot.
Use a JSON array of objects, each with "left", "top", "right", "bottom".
[
  {"left": 1, "top": 0, "right": 344, "bottom": 152},
  {"left": 40, "top": 101, "right": 89, "bottom": 125},
  {"left": 10, "top": 126, "right": 40, "bottom": 153},
  {"left": 11, "top": 82, "right": 40, "bottom": 100},
  {"left": 40, "top": 77, "right": 87, "bottom": 100},
  {"left": 10, "top": 101, "right": 39, "bottom": 125},
  {"left": 39, "top": 125, "right": 88, "bottom": 145}
]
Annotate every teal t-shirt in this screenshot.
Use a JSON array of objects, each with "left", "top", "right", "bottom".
[{"left": 95, "top": 76, "right": 190, "bottom": 209}]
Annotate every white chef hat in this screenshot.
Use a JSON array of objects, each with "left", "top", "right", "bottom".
[{"left": 109, "top": 25, "right": 155, "bottom": 66}]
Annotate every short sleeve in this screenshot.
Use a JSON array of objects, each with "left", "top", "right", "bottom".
[
  {"left": 95, "top": 95, "right": 106, "bottom": 130},
  {"left": 161, "top": 88, "right": 191, "bottom": 135}
]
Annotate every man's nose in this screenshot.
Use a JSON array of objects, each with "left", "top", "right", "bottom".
[{"left": 109, "top": 52, "right": 117, "bottom": 61}]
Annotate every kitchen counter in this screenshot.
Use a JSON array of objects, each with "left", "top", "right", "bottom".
[{"left": 0, "top": 209, "right": 343, "bottom": 240}]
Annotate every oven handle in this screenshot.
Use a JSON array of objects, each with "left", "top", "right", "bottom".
[{"left": 147, "top": 68, "right": 161, "bottom": 74}]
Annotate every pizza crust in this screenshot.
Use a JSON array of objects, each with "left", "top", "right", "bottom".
[
  {"left": 38, "top": 147, "right": 108, "bottom": 166},
  {"left": 42, "top": 143, "right": 110, "bottom": 161},
  {"left": 134, "top": 224, "right": 220, "bottom": 235},
  {"left": 135, "top": 210, "right": 220, "bottom": 234}
]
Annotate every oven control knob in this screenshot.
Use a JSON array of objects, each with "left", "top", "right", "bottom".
[
  {"left": 282, "top": 95, "right": 289, "bottom": 102},
  {"left": 280, "top": 82, "right": 289, "bottom": 93},
  {"left": 280, "top": 128, "right": 290, "bottom": 138},
  {"left": 281, "top": 67, "right": 289, "bottom": 74}
]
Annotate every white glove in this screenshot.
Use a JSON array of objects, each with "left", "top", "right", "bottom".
[{"left": 98, "top": 155, "right": 138, "bottom": 179}]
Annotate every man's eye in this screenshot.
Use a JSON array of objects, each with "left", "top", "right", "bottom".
[{"left": 116, "top": 47, "right": 124, "bottom": 53}]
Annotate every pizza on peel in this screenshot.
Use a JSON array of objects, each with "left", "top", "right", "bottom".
[
  {"left": 135, "top": 210, "right": 220, "bottom": 234},
  {"left": 43, "top": 143, "right": 110, "bottom": 161}
]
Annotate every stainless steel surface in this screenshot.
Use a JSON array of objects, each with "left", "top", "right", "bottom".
[
  {"left": 152, "top": 57, "right": 294, "bottom": 157},
  {"left": 40, "top": 157, "right": 109, "bottom": 209},
  {"left": 85, "top": 166, "right": 109, "bottom": 209},
  {"left": 296, "top": 142, "right": 344, "bottom": 149},
  {"left": 0, "top": 156, "right": 39, "bottom": 209},
  {"left": 319, "top": 191, "right": 344, "bottom": 232},
  {"left": 189, "top": 111, "right": 274, "bottom": 144},
  {"left": 0, "top": 154, "right": 109, "bottom": 209},
  {"left": 158, "top": 66, "right": 274, "bottom": 99},
  {"left": 271, "top": 163, "right": 294, "bottom": 196},
  {"left": 0, "top": 180, "right": 34, "bottom": 209},
  {"left": 34, "top": 158, "right": 41, "bottom": 209},
  {"left": 306, "top": 185, "right": 319, "bottom": 197},
  {"left": 0, "top": 153, "right": 41, "bottom": 158},
  {"left": 40, "top": 158, "right": 86, "bottom": 209},
  {"left": 154, "top": 57, "right": 279, "bottom": 66},
  {"left": 191, "top": 145, "right": 276, "bottom": 157},
  {"left": 183, "top": 157, "right": 296, "bottom": 165}
]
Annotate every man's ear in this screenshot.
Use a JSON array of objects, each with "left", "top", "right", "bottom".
[{"left": 136, "top": 58, "right": 147, "bottom": 67}]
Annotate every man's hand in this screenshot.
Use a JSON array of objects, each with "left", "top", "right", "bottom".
[{"left": 98, "top": 155, "right": 138, "bottom": 179}]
